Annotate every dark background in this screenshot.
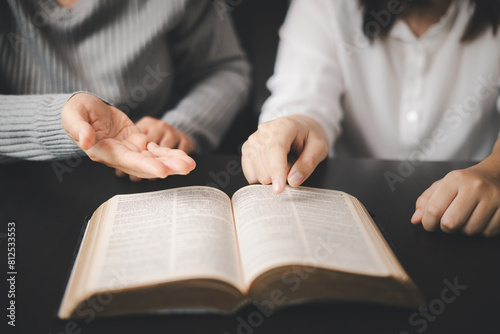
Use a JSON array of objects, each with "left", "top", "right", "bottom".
[{"left": 216, "top": 0, "right": 289, "bottom": 154}]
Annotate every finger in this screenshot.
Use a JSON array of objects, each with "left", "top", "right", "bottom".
[
  {"left": 141, "top": 149, "right": 157, "bottom": 158},
  {"left": 148, "top": 143, "right": 186, "bottom": 157},
  {"left": 124, "top": 155, "right": 171, "bottom": 178},
  {"left": 482, "top": 209, "right": 500, "bottom": 237},
  {"left": 241, "top": 137, "right": 264, "bottom": 184},
  {"left": 421, "top": 181, "right": 458, "bottom": 232},
  {"left": 242, "top": 136, "right": 261, "bottom": 162},
  {"left": 88, "top": 140, "right": 172, "bottom": 178},
  {"left": 135, "top": 118, "right": 156, "bottom": 138},
  {"left": 144, "top": 128, "right": 163, "bottom": 144},
  {"left": 412, "top": 180, "right": 442, "bottom": 224},
  {"left": 410, "top": 209, "right": 424, "bottom": 225},
  {"left": 115, "top": 149, "right": 154, "bottom": 180},
  {"left": 116, "top": 151, "right": 154, "bottom": 180},
  {"left": 255, "top": 154, "right": 272, "bottom": 185},
  {"left": 147, "top": 142, "right": 191, "bottom": 158},
  {"left": 147, "top": 142, "right": 196, "bottom": 174},
  {"left": 459, "top": 202, "right": 495, "bottom": 235},
  {"left": 78, "top": 122, "right": 97, "bottom": 150},
  {"left": 129, "top": 175, "right": 142, "bottom": 182},
  {"left": 268, "top": 142, "right": 290, "bottom": 194},
  {"left": 156, "top": 157, "right": 196, "bottom": 175},
  {"left": 287, "top": 132, "right": 327, "bottom": 187},
  {"left": 159, "top": 131, "right": 180, "bottom": 149},
  {"left": 177, "top": 138, "right": 188, "bottom": 152},
  {"left": 242, "top": 149, "right": 258, "bottom": 184},
  {"left": 178, "top": 136, "right": 196, "bottom": 154},
  {"left": 439, "top": 193, "right": 476, "bottom": 233},
  {"left": 62, "top": 108, "right": 97, "bottom": 150},
  {"left": 135, "top": 120, "right": 151, "bottom": 135},
  {"left": 260, "top": 121, "right": 299, "bottom": 193}
]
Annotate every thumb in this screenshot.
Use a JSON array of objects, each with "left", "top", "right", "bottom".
[
  {"left": 78, "top": 122, "right": 96, "bottom": 150},
  {"left": 411, "top": 180, "right": 442, "bottom": 224},
  {"left": 410, "top": 208, "right": 424, "bottom": 225},
  {"left": 287, "top": 132, "right": 328, "bottom": 187},
  {"left": 62, "top": 106, "right": 96, "bottom": 151}
]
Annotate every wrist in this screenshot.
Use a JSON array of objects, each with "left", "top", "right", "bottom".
[
  {"left": 66, "top": 91, "right": 113, "bottom": 107},
  {"left": 472, "top": 153, "right": 500, "bottom": 180}
]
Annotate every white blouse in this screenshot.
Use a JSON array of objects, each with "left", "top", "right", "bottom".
[{"left": 260, "top": 0, "right": 500, "bottom": 161}]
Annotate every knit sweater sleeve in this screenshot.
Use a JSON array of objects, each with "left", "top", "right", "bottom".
[
  {"left": 162, "top": 1, "right": 251, "bottom": 152},
  {"left": 0, "top": 94, "right": 82, "bottom": 162}
]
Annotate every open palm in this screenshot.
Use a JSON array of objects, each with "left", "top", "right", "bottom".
[{"left": 61, "top": 93, "right": 195, "bottom": 178}]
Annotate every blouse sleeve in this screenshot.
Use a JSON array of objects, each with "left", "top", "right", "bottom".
[{"left": 259, "top": 0, "right": 345, "bottom": 156}]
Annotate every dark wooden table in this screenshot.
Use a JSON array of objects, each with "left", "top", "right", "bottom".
[{"left": 1, "top": 156, "right": 499, "bottom": 334}]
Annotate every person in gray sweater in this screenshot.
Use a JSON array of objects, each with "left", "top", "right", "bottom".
[{"left": 0, "top": 0, "right": 251, "bottom": 179}]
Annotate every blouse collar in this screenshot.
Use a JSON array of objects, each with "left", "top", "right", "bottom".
[{"left": 389, "top": 0, "right": 460, "bottom": 43}]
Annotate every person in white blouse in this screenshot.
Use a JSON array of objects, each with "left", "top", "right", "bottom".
[{"left": 242, "top": 0, "right": 500, "bottom": 236}]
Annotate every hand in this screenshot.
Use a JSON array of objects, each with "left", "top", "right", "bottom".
[
  {"left": 61, "top": 93, "right": 196, "bottom": 179},
  {"left": 115, "top": 116, "right": 196, "bottom": 181},
  {"left": 241, "top": 115, "right": 328, "bottom": 194},
  {"left": 136, "top": 116, "right": 196, "bottom": 153},
  {"left": 411, "top": 165, "right": 500, "bottom": 237}
]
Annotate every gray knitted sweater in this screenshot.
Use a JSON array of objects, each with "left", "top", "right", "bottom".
[{"left": 0, "top": 0, "right": 250, "bottom": 161}]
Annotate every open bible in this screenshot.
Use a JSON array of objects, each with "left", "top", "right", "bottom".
[{"left": 58, "top": 185, "right": 424, "bottom": 319}]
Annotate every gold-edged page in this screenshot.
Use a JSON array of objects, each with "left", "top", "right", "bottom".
[
  {"left": 58, "top": 200, "right": 111, "bottom": 319},
  {"left": 232, "top": 185, "right": 391, "bottom": 288},
  {"left": 348, "top": 196, "right": 409, "bottom": 281},
  {"left": 86, "top": 186, "right": 244, "bottom": 295}
]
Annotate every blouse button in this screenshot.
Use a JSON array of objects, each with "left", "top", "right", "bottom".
[{"left": 406, "top": 110, "right": 419, "bottom": 123}]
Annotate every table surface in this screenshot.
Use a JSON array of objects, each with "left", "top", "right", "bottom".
[{"left": 1, "top": 155, "right": 499, "bottom": 334}]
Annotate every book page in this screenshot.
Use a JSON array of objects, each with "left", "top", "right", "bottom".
[
  {"left": 232, "top": 185, "right": 390, "bottom": 286},
  {"left": 89, "top": 187, "right": 243, "bottom": 293}
]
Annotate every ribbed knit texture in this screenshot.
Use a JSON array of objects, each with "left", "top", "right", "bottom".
[{"left": 0, "top": 0, "right": 250, "bottom": 161}]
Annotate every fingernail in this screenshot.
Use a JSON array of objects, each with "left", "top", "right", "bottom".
[
  {"left": 78, "top": 131, "right": 86, "bottom": 147},
  {"left": 289, "top": 172, "right": 304, "bottom": 187},
  {"left": 411, "top": 209, "right": 421, "bottom": 223},
  {"left": 272, "top": 179, "right": 283, "bottom": 193}
]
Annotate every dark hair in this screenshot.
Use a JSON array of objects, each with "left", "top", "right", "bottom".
[{"left": 359, "top": 0, "right": 500, "bottom": 42}]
